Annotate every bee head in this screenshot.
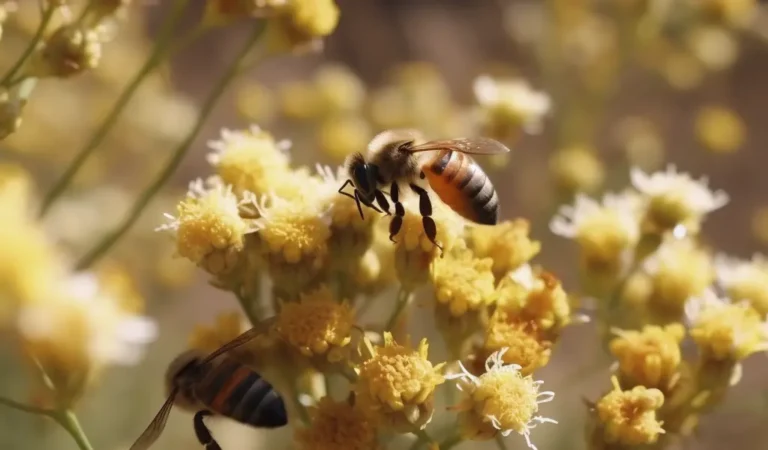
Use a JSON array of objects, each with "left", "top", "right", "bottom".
[
  {"left": 346, "top": 152, "right": 377, "bottom": 201},
  {"left": 165, "top": 349, "right": 205, "bottom": 410}
]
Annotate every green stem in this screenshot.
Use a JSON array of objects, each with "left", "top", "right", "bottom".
[
  {"left": 74, "top": 21, "right": 267, "bottom": 270},
  {"left": 407, "top": 429, "right": 435, "bottom": 450},
  {"left": 38, "top": 0, "right": 191, "bottom": 218},
  {"left": 494, "top": 434, "right": 509, "bottom": 450},
  {"left": 53, "top": 410, "right": 94, "bottom": 450},
  {"left": 0, "top": 396, "right": 53, "bottom": 416},
  {"left": 384, "top": 287, "right": 412, "bottom": 332},
  {"left": 439, "top": 433, "right": 462, "bottom": 450},
  {"left": 0, "top": 5, "right": 56, "bottom": 87}
]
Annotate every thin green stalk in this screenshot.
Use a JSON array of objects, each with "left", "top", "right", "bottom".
[
  {"left": 0, "top": 398, "right": 93, "bottom": 450},
  {"left": 38, "top": 0, "right": 191, "bottom": 217},
  {"left": 53, "top": 410, "right": 94, "bottom": 450},
  {"left": 407, "top": 429, "right": 436, "bottom": 450},
  {"left": 384, "top": 287, "right": 412, "bottom": 332},
  {"left": 439, "top": 433, "right": 462, "bottom": 450},
  {"left": 494, "top": 434, "right": 509, "bottom": 450},
  {"left": 0, "top": 4, "right": 55, "bottom": 87},
  {"left": 74, "top": 22, "right": 267, "bottom": 270}
]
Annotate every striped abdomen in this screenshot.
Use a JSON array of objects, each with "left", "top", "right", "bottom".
[
  {"left": 193, "top": 357, "right": 287, "bottom": 428},
  {"left": 422, "top": 150, "right": 499, "bottom": 225}
]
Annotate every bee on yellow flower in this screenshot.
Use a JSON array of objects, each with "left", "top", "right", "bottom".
[
  {"left": 715, "top": 253, "right": 768, "bottom": 316},
  {"left": 593, "top": 376, "right": 665, "bottom": 446},
  {"left": 631, "top": 164, "right": 728, "bottom": 236},
  {"left": 447, "top": 348, "right": 556, "bottom": 449},
  {"left": 354, "top": 332, "right": 445, "bottom": 432},
  {"left": 294, "top": 396, "right": 378, "bottom": 450}
]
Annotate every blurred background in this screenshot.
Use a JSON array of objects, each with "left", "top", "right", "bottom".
[{"left": 2, "top": 0, "right": 768, "bottom": 449}]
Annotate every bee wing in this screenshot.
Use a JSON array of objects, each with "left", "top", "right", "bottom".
[
  {"left": 129, "top": 389, "right": 178, "bottom": 450},
  {"left": 200, "top": 317, "right": 275, "bottom": 365},
  {"left": 407, "top": 137, "right": 510, "bottom": 155}
]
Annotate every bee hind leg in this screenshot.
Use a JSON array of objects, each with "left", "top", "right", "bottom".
[
  {"left": 409, "top": 183, "right": 444, "bottom": 256},
  {"left": 389, "top": 182, "right": 404, "bottom": 243},
  {"left": 194, "top": 410, "right": 222, "bottom": 450}
]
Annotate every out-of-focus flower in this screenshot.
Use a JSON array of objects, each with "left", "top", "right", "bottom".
[
  {"left": 631, "top": 165, "right": 728, "bottom": 236},
  {"left": 236, "top": 82, "right": 276, "bottom": 124},
  {"left": 661, "top": 50, "right": 704, "bottom": 91},
  {"left": 503, "top": 1, "right": 546, "bottom": 44},
  {"left": 295, "top": 396, "right": 378, "bottom": 450},
  {"left": 468, "top": 219, "right": 541, "bottom": 281},
  {"left": 447, "top": 348, "right": 556, "bottom": 447},
  {"left": 613, "top": 117, "right": 665, "bottom": 171},
  {"left": 715, "top": 254, "right": 768, "bottom": 316},
  {"left": 430, "top": 250, "right": 496, "bottom": 317},
  {"left": 206, "top": 125, "right": 292, "bottom": 197},
  {"left": 686, "top": 289, "right": 768, "bottom": 362},
  {"left": 697, "top": 0, "right": 757, "bottom": 28},
  {"left": 595, "top": 376, "right": 665, "bottom": 446},
  {"left": 355, "top": 332, "right": 445, "bottom": 432},
  {"left": 695, "top": 106, "right": 745, "bottom": 154},
  {"left": 549, "top": 145, "right": 605, "bottom": 196},
  {"left": 29, "top": 24, "right": 102, "bottom": 78},
  {"left": 317, "top": 115, "right": 372, "bottom": 162},
  {"left": 203, "top": 0, "right": 286, "bottom": 25},
  {"left": 688, "top": 26, "right": 739, "bottom": 72},
  {"left": 313, "top": 64, "right": 366, "bottom": 115},
  {"left": 278, "top": 80, "right": 322, "bottom": 120},
  {"left": 267, "top": 0, "right": 340, "bottom": 52},
  {"left": 473, "top": 75, "right": 550, "bottom": 140},
  {"left": 0, "top": 89, "right": 24, "bottom": 140},
  {"left": 752, "top": 206, "right": 768, "bottom": 245},
  {"left": 610, "top": 324, "right": 685, "bottom": 391},
  {"left": 275, "top": 285, "right": 354, "bottom": 362},
  {"left": 157, "top": 178, "right": 252, "bottom": 275},
  {"left": 18, "top": 272, "right": 157, "bottom": 405},
  {"left": 551, "top": 192, "right": 640, "bottom": 275},
  {"left": 644, "top": 238, "right": 714, "bottom": 321}
]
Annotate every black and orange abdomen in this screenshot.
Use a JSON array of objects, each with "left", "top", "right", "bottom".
[
  {"left": 194, "top": 358, "right": 287, "bottom": 428},
  {"left": 422, "top": 150, "right": 499, "bottom": 225}
]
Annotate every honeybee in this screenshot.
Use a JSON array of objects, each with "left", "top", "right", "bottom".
[
  {"left": 130, "top": 325, "right": 286, "bottom": 450},
  {"left": 339, "top": 129, "right": 510, "bottom": 251}
]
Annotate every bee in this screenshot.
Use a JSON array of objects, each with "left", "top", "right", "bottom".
[
  {"left": 339, "top": 129, "right": 510, "bottom": 252},
  {"left": 130, "top": 325, "right": 286, "bottom": 450}
]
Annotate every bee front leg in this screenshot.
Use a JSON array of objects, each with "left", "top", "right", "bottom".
[
  {"left": 194, "top": 410, "right": 222, "bottom": 450},
  {"left": 374, "top": 190, "right": 391, "bottom": 215},
  {"left": 409, "top": 183, "right": 444, "bottom": 256}
]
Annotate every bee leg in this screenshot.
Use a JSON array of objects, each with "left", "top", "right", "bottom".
[
  {"left": 389, "top": 182, "right": 404, "bottom": 243},
  {"left": 352, "top": 191, "right": 365, "bottom": 220},
  {"left": 338, "top": 180, "right": 365, "bottom": 220},
  {"left": 374, "top": 190, "right": 391, "bottom": 215},
  {"left": 410, "top": 183, "right": 444, "bottom": 256},
  {"left": 194, "top": 410, "right": 222, "bottom": 450}
]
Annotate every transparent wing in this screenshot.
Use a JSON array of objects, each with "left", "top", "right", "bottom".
[
  {"left": 200, "top": 317, "right": 275, "bottom": 365},
  {"left": 129, "top": 389, "right": 178, "bottom": 450},
  {"left": 407, "top": 137, "right": 510, "bottom": 155}
]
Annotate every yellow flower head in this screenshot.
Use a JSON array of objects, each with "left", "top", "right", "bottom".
[
  {"left": 318, "top": 115, "right": 372, "bottom": 162},
  {"left": 430, "top": 250, "right": 496, "bottom": 317},
  {"left": 18, "top": 272, "right": 157, "bottom": 405},
  {"left": 549, "top": 145, "right": 605, "bottom": 196},
  {"left": 715, "top": 253, "right": 768, "bottom": 316},
  {"left": 483, "top": 309, "right": 552, "bottom": 375},
  {"left": 645, "top": 237, "right": 714, "bottom": 319},
  {"left": 448, "top": 348, "right": 556, "bottom": 448},
  {"left": 551, "top": 192, "right": 640, "bottom": 272},
  {"left": 267, "top": 0, "right": 340, "bottom": 51},
  {"left": 610, "top": 324, "right": 684, "bottom": 390},
  {"left": 468, "top": 219, "right": 541, "bottom": 280},
  {"left": 686, "top": 289, "right": 768, "bottom": 362},
  {"left": 473, "top": 75, "right": 550, "bottom": 140},
  {"left": 295, "top": 396, "right": 378, "bottom": 450},
  {"left": 206, "top": 125, "right": 292, "bottom": 197},
  {"left": 313, "top": 63, "right": 367, "bottom": 115},
  {"left": 596, "top": 377, "right": 665, "bottom": 446},
  {"left": 254, "top": 193, "right": 331, "bottom": 264},
  {"left": 695, "top": 105, "right": 745, "bottom": 154},
  {"left": 355, "top": 332, "right": 445, "bottom": 431},
  {"left": 158, "top": 178, "right": 250, "bottom": 275},
  {"left": 275, "top": 285, "right": 354, "bottom": 362},
  {"left": 631, "top": 164, "right": 728, "bottom": 235}
]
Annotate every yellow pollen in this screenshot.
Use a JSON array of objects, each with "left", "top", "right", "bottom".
[
  {"left": 596, "top": 377, "right": 665, "bottom": 446},
  {"left": 431, "top": 251, "right": 496, "bottom": 317},
  {"left": 472, "top": 370, "right": 539, "bottom": 435}
]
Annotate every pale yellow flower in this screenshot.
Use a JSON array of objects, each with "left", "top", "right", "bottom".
[
  {"left": 549, "top": 146, "right": 605, "bottom": 195},
  {"left": 688, "top": 26, "right": 739, "bottom": 72},
  {"left": 447, "top": 348, "right": 556, "bottom": 448},
  {"left": 686, "top": 289, "right": 768, "bottom": 362},
  {"left": 430, "top": 250, "right": 496, "bottom": 317},
  {"left": 715, "top": 253, "right": 768, "bottom": 316},
  {"left": 695, "top": 106, "right": 745, "bottom": 154},
  {"left": 596, "top": 376, "right": 665, "bottom": 445},
  {"left": 473, "top": 75, "right": 550, "bottom": 139},
  {"left": 610, "top": 324, "right": 684, "bottom": 391},
  {"left": 468, "top": 219, "right": 541, "bottom": 280}
]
